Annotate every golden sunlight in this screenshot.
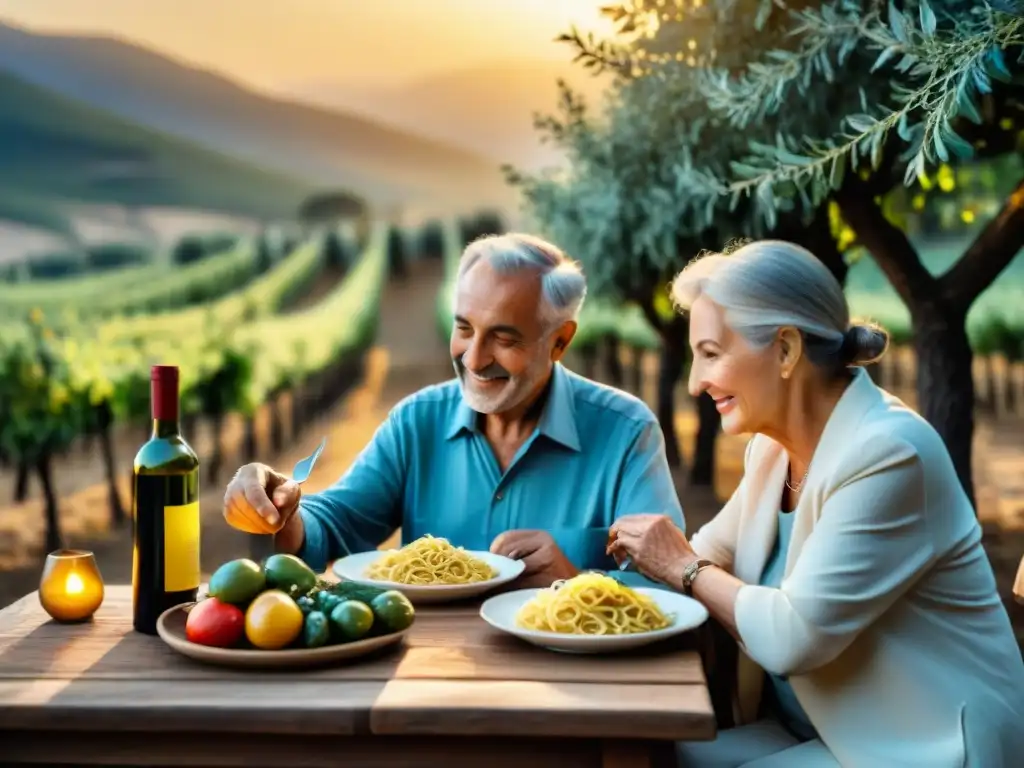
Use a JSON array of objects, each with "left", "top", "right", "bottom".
[{"left": 527, "top": 0, "right": 622, "bottom": 37}]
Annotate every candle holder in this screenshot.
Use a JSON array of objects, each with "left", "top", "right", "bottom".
[{"left": 39, "top": 549, "right": 105, "bottom": 623}]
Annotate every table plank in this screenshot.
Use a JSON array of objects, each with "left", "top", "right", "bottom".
[
  {"left": 372, "top": 679, "right": 716, "bottom": 741},
  {"left": 395, "top": 644, "right": 705, "bottom": 684},
  {"left": 0, "top": 731, "right": 608, "bottom": 768},
  {"left": 0, "top": 679, "right": 383, "bottom": 734}
]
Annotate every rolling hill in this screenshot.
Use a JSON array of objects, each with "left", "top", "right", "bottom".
[
  {"left": 0, "top": 21, "right": 512, "bottom": 210},
  {"left": 0, "top": 70, "right": 317, "bottom": 227}
]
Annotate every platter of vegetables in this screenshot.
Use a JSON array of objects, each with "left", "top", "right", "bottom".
[{"left": 155, "top": 553, "right": 416, "bottom": 668}]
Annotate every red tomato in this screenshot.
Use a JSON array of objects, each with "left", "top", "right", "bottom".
[{"left": 185, "top": 597, "right": 245, "bottom": 648}]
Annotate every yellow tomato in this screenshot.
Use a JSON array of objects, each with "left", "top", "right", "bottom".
[{"left": 244, "top": 589, "right": 304, "bottom": 650}]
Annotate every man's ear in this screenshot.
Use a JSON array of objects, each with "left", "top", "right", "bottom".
[{"left": 551, "top": 321, "right": 577, "bottom": 362}]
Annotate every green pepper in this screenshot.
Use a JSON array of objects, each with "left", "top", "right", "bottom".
[{"left": 303, "top": 610, "right": 330, "bottom": 648}]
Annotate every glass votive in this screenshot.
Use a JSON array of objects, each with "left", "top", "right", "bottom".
[{"left": 39, "top": 549, "right": 105, "bottom": 623}]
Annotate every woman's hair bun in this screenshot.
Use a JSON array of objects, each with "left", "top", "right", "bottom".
[{"left": 841, "top": 321, "right": 890, "bottom": 366}]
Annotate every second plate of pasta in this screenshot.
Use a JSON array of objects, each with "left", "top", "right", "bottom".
[
  {"left": 479, "top": 572, "right": 708, "bottom": 653},
  {"left": 331, "top": 535, "right": 525, "bottom": 603}
]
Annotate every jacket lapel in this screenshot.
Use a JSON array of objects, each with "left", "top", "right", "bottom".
[
  {"left": 784, "top": 368, "right": 883, "bottom": 574},
  {"left": 733, "top": 447, "right": 787, "bottom": 585}
]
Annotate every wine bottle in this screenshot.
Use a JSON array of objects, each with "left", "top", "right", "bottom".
[{"left": 132, "top": 364, "right": 201, "bottom": 635}]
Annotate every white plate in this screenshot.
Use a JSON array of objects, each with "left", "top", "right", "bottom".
[
  {"left": 331, "top": 550, "right": 525, "bottom": 604},
  {"left": 479, "top": 586, "right": 708, "bottom": 654}
]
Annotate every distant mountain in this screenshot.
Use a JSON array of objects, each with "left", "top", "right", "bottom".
[
  {"left": 290, "top": 59, "right": 612, "bottom": 171},
  {"left": 0, "top": 71, "right": 316, "bottom": 229},
  {"left": 0, "top": 21, "right": 511, "bottom": 210}
]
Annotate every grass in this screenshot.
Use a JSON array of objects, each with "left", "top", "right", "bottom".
[{"left": 0, "top": 71, "right": 318, "bottom": 229}]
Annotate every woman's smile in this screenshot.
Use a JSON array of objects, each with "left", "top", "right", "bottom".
[{"left": 712, "top": 394, "right": 736, "bottom": 414}]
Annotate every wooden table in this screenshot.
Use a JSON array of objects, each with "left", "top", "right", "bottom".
[{"left": 0, "top": 586, "right": 715, "bottom": 768}]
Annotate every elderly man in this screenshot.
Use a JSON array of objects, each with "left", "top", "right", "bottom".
[{"left": 223, "top": 232, "right": 685, "bottom": 588}]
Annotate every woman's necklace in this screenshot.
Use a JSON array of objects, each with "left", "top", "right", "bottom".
[{"left": 785, "top": 466, "right": 810, "bottom": 494}]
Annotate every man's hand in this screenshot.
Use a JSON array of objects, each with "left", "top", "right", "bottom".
[
  {"left": 490, "top": 529, "right": 578, "bottom": 589},
  {"left": 223, "top": 463, "right": 301, "bottom": 536}
]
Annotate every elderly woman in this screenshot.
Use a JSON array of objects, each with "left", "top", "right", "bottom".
[{"left": 608, "top": 240, "right": 1024, "bottom": 768}]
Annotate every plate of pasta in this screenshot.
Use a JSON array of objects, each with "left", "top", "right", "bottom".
[
  {"left": 479, "top": 572, "right": 708, "bottom": 653},
  {"left": 331, "top": 535, "right": 525, "bottom": 604}
]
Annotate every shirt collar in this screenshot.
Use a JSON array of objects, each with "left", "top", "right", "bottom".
[{"left": 445, "top": 363, "right": 581, "bottom": 452}]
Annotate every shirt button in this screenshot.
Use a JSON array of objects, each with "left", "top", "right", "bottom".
[{"left": 495, "top": 492, "right": 503, "bottom": 501}]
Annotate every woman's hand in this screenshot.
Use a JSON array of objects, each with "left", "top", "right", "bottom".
[{"left": 607, "top": 514, "right": 698, "bottom": 587}]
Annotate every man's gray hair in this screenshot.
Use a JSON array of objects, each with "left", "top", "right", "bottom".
[
  {"left": 458, "top": 233, "right": 587, "bottom": 326},
  {"left": 671, "top": 239, "right": 888, "bottom": 369}
]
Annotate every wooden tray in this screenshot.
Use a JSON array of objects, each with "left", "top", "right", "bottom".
[{"left": 155, "top": 602, "right": 409, "bottom": 669}]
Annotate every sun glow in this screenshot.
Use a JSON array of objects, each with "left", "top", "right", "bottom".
[{"left": 527, "top": 0, "right": 622, "bottom": 38}]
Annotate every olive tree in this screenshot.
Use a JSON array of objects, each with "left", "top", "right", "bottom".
[{"left": 514, "top": 0, "right": 1024, "bottom": 504}]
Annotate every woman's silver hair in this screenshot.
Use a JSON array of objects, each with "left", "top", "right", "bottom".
[
  {"left": 458, "top": 233, "right": 587, "bottom": 327},
  {"left": 671, "top": 239, "right": 889, "bottom": 370}
]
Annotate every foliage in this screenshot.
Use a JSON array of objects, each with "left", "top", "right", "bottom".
[
  {"left": 322, "top": 229, "right": 353, "bottom": 270},
  {"left": 86, "top": 242, "right": 151, "bottom": 272},
  {"left": 0, "top": 223, "right": 388, "bottom": 462},
  {"left": 0, "top": 236, "right": 271, "bottom": 325},
  {"left": 239, "top": 222, "right": 390, "bottom": 407},
  {"left": 435, "top": 219, "right": 468, "bottom": 343},
  {"left": 23, "top": 251, "right": 87, "bottom": 281},
  {"left": 556, "top": 0, "right": 1023, "bottom": 229},
  {"left": 508, "top": 0, "right": 1024, "bottom": 335},
  {"left": 459, "top": 210, "right": 507, "bottom": 243},
  {"left": 506, "top": 0, "right": 1024, "bottom": 504},
  {"left": 298, "top": 190, "right": 367, "bottom": 224},
  {"left": 417, "top": 219, "right": 446, "bottom": 259},
  {"left": 172, "top": 232, "right": 239, "bottom": 265},
  {"left": 92, "top": 234, "right": 327, "bottom": 346},
  {"left": 0, "top": 317, "right": 87, "bottom": 465},
  {"left": 387, "top": 226, "right": 409, "bottom": 278}
]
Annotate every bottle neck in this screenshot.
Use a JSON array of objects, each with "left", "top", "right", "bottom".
[
  {"left": 151, "top": 417, "right": 180, "bottom": 439},
  {"left": 150, "top": 372, "right": 180, "bottom": 439}
]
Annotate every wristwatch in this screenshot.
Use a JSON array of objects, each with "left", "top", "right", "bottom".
[{"left": 681, "top": 558, "right": 715, "bottom": 595}]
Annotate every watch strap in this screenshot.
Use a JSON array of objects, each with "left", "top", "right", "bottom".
[{"left": 681, "top": 558, "right": 715, "bottom": 595}]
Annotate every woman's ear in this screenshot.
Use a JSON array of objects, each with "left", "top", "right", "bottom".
[{"left": 777, "top": 327, "right": 803, "bottom": 378}]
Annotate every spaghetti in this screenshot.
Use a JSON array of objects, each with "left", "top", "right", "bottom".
[
  {"left": 515, "top": 572, "right": 672, "bottom": 635},
  {"left": 365, "top": 535, "right": 498, "bottom": 585}
]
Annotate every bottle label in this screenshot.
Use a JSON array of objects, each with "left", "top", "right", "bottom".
[{"left": 163, "top": 501, "right": 200, "bottom": 592}]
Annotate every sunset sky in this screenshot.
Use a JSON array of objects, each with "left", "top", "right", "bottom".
[{"left": 0, "top": 0, "right": 615, "bottom": 91}]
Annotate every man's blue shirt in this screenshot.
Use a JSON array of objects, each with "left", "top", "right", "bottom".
[{"left": 297, "top": 363, "right": 685, "bottom": 586}]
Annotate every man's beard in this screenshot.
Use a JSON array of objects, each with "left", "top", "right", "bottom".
[{"left": 453, "top": 353, "right": 549, "bottom": 414}]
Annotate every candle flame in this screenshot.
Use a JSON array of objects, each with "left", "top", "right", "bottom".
[{"left": 65, "top": 572, "right": 85, "bottom": 595}]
